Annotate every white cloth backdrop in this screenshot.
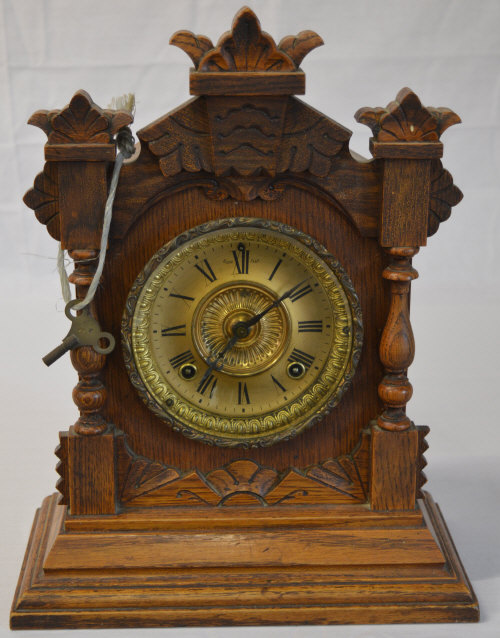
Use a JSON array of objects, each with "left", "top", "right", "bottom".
[{"left": 1, "top": 0, "right": 499, "bottom": 636}]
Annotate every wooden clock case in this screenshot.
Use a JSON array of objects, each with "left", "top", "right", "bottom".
[{"left": 11, "top": 7, "right": 478, "bottom": 629}]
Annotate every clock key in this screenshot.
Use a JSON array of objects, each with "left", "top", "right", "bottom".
[
  {"left": 42, "top": 300, "right": 115, "bottom": 366},
  {"left": 42, "top": 333, "right": 80, "bottom": 367}
]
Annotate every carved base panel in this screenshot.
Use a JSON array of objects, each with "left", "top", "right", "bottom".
[
  {"left": 11, "top": 492, "right": 478, "bottom": 629},
  {"left": 117, "top": 429, "right": 371, "bottom": 508}
]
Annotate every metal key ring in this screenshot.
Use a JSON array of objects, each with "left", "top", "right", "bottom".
[
  {"left": 93, "top": 332, "right": 116, "bottom": 355},
  {"left": 64, "top": 298, "right": 82, "bottom": 319}
]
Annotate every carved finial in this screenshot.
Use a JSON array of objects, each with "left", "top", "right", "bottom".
[
  {"left": 28, "top": 90, "right": 133, "bottom": 144},
  {"left": 355, "top": 87, "right": 460, "bottom": 142},
  {"left": 170, "top": 7, "right": 322, "bottom": 72}
]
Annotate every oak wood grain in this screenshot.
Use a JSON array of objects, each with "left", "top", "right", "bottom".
[
  {"left": 67, "top": 428, "right": 116, "bottom": 515},
  {"left": 10, "top": 493, "right": 479, "bottom": 629},
  {"left": 380, "top": 160, "right": 431, "bottom": 247},
  {"left": 190, "top": 71, "right": 305, "bottom": 96},
  {"left": 370, "top": 426, "right": 419, "bottom": 510},
  {"left": 45, "top": 143, "right": 115, "bottom": 162},
  {"left": 58, "top": 162, "right": 109, "bottom": 248}
]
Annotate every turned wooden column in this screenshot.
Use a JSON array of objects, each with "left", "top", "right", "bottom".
[
  {"left": 377, "top": 246, "right": 418, "bottom": 431},
  {"left": 356, "top": 88, "right": 461, "bottom": 510},
  {"left": 68, "top": 249, "right": 108, "bottom": 435}
]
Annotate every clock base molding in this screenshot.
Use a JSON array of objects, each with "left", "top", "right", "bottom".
[{"left": 11, "top": 492, "right": 478, "bottom": 629}]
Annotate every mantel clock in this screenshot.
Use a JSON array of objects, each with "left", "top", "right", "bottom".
[{"left": 11, "top": 7, "right": 478, "bottom": 628}]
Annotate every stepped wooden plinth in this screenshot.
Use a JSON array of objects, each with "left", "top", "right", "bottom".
[{"left": 11, "top": 493, "right": 478, "bottom": 629}]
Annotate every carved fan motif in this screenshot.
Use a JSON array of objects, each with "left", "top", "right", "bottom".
[
  {"left": 355, "top": 87, "right": 460, "bottom": 142},
  {"left": 28, "top": 90, "right": 132, "bottom": 144},
  {"left": 23, "top": 162, "right": 60, "bottom": 240},
  {"left": 199, "top": 8, "right": 295, "bottom": 72},
  {"left": 428, "top": 160, "right": 463, "bottom": 235},
  {"left": 207, "top": 460, "right": 279, "bottom": 505},
  {"left": 118, "top": 430, "right": 370, "bottom": 507},
  {"left": 171, "top": 7, "right": 323, "bottom": 72}
]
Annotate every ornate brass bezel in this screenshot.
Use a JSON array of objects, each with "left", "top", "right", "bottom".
[{"left": 122, "top": 217, "right": 363, "bottom": 447}]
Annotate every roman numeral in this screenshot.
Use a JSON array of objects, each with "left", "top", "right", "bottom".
[
  {"left": 169, "top": 292, "right": 195, "bottom": 302},
  {"left": 237, "top": 382, "right": 251, "bottom": 404},
  {"left": 232, "top": 243, "right": 250, "bottom": 275},
  {"left": 197, "top": 374, "right": 217, "bottom": 397},
  {"left": 289, "top": 284, "right": 313, "bottom": 303},
  {"left": 194, "top": 259, "right": 217, "bottom": 283},
  {"left": 161, "top": 324, "right": 186, "bottom": 337},
  {"left": 288, "top": 348, "right": 315, "bottom": 370},
  {"left": 169, "top": 350, "right": 195, "bottom": 369},
  {"left": 268, "top": 259, "right": 282, "bottom": 281},
  {"left": 298, "top": 320, "right": 323, "bottom": 333},
  {"left": 271, "top": 375, "right": 287, "bottom": 393}
]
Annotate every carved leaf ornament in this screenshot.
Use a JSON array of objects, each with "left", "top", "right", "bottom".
[
  {"left": 428, "top": 160, "right": 463, "bottom": 236},
  {"left": 139, "top": 96, "right": 352, "bottom": 183},
  {"left": 169, "top": 32, "right": 213, "bottom": 68},
  {"left": 170, "top": 7, "right": 323, "bottom": 72},
  {"left": 277, "top": 100, "right": 352, "bottom": 177},
  {"left": 23, "top": 162, "right": 60, "bottom": 240},
  {"left": 28, "top": 90, "right": 132, "bottom": 144},
  {"left": 355, "top": 87, "right": 461, "bottom": 142},
  {"left": 141, "top": 100, "right": 212, "bottom": 176}
]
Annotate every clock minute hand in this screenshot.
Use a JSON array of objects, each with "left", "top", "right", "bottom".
[{"left": 244, "top": 279, "right": 308, "bottom": 328}]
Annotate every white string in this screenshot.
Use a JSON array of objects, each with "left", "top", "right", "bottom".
[
  {"left": 72, "top": 152, "right": 125, "bottom": 311},
  {"left": 108, "top": 93, "right": 136, "bottom": 115},
  {"left": 55, "top": 90, "right": 136, "bottom": 311},
  {"left": 56, "top": 150, "right": 128, "bottom": 311},
  {"left": 57, "top": 244, "right": 71, "bottom": 304}
]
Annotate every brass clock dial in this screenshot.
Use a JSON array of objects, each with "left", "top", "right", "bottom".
[{"left": 122, "top": 218, "right": 363, "bottom": 447}]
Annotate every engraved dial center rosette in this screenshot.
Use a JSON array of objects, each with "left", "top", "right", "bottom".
[
  {"left": 193, "top": 283, "right": 290, "bottom": 376},
  {"left": 122, "top": 218, "right": 363, "bottom": 447}
]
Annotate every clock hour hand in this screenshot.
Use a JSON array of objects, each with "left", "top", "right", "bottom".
[
  {"left": 244, "top": 279, "right": 308, "bottom": 329},
  {"left": 199, "top": 333, "right": 239, "bottom": 386}
]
